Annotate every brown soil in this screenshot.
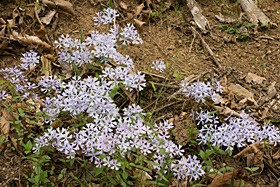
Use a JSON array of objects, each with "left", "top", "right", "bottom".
[{"left": 0, "top": 0, "right": 280, "bottom": 186}]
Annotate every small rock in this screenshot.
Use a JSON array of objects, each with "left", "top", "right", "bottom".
[
  {"left": 245, "top": 73, "right": 266, "bottom": 85},
  {"left": 229, "top": 84, "right": 254, "bottom": 101}
]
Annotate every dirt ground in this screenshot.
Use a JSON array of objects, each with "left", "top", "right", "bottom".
[{"left": 1, "top": 0, "right": 280, "bottom": 186}]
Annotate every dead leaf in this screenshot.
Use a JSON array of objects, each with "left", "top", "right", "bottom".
[
  {"left": 234, "top": 142, "right": 274, "bottom": 158},
  {"left": 247, "top": 153, "right": 255, "bottom": 167},
  {"left": 12, "top": 30, "right": 53, "bottom": 51},
  {"left": 229, "top": 83, "right": 254, "bottom": 101},
  {"left": 214, "top": 106, "right": 240, "bottom": 117},
  {"left": 41, "top": 10, "right": 56, "bottom": 25},
  {"left": 208, "top": 168, "right": 246, "bottom": 187},
  {"left": 35, "top": 24, "right": 47, "bottom": 38},
  {"left": 239, "top": 97, "right": 258, "bottom": 106},
  {"left": 133, "top": 19, "right": 146, "bottom": 30},
  {"left": 245, "top": 73, "right": 266, "bottom": 85},
  {"left": 0, "top": 115, "right": 10, "bottom": 136},
  {"left": 60, "top": 61, "right": 72, "bottom": 79},
  {"left": 272, "top": 149, "right": 280, "bottom": 160},
  {"left": 134, "top": 3, "right": 144, "bottom": 16},
  {"left": 41, "top": 55, "right": 52, "bottom": 77},
  {"left": 42, "top": 0, "right": 75, "bottom": 15},
  {"left": 119, "top": 1, "right": 128, "bottom": 10},
  {"left": 0, "top": 39, "right": 9, "bottom": 50}
]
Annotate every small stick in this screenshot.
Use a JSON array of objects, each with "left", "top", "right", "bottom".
[
  {"left": 190, "top": 26, "right": 222, "bottom": 69},
  {"left": 121, "top": 87, "right": 137, "bottom": 104},
  {"left": 153, "top": 100, "right": 184, "bottom": 113},
  {"left": 189, "top": 32, "right": 196, "bottom": 53},
  {"left": 149, "top": 81, "right": 180, "bottom": 89}
]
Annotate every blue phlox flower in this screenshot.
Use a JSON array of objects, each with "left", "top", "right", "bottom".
[
  {"left": 151, "top": 60, "right": 166, "bottom": 72},
  {"left": 21, "top": 50, "right": 40, "bottom": 68},
  {"left": 171, "top": 155, "right": 205, "bottom": 181},
  {"left": 0, "top": 90, "right": 8, "bottom": 100},
  {"left": 119, "top": 23, "right": 143, "bottom": 45}
]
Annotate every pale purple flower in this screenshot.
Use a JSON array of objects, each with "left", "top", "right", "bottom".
[
  {"left": 0, "top": 90, "right": 8, "bottom": 100},
  {"left": 151, "top": 60, "right": 166, "bottom": 72},
  {"left": 171, "top": 155, "right": 205, "bottom": 181},
  {"left": 119, "top": 23, "right": 143, "bottom": 45},
  {"left": 21, "top": 50, "right": 40, "bottom": 68}
]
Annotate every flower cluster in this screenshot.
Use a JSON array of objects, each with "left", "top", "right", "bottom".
[
  {"left": 180, "top": 79, "right": 222, "bottom": 103},
  {"left": 38, "top": 75, "right": 63, "bottom": 93},
  {"left": 29, "top": 8, "right": 206, "bottom": 182},
  {"left": 0, "top": 61, "right": 39, "bottom": 100},
  {"left": 171, "top": 155, "right": 205, "bottom": 181},
  {"left": 20, "top": 50, "right": 40, "bottom": 69},
  {"left": 196, "top": 110, "right": 280, "bottom": 151},
  {"left": 93, "top": 7, "right": 119, "bottom": 26},
  {"left": 151, "top": 60, "right": 166, "bottom": 72}
]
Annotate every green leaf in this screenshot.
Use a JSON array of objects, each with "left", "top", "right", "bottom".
[
  {"left": 148, "top": 181, "right": 167, "bottom": 186},
  {"left": 245, "top": 167, "right": 259, "bottom": 172},
  {"left": 122, "top": 171, "right": 128, "bottom": 180},
  {"left": 151, "top": 81, "right": 156, "bottom": 91},
  {"left": 107, "top": 175, "right": 117, "bottom": 185},
  {"left": 156, "top": 170, "right": 169, "bottom": 182},
  {"left": 129, "top": 163, "right": 152, "bottom": 173},
  {"left": 219, "top": 166, "right": 235, "bottom": 172}
]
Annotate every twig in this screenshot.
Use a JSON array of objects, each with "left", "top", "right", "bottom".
[
  {"left": 34, "top": 1, "right": 52, "bottom": 45},
  {"left": 149, "top": 81, "right": 180, "bottom": 89},
  {"left": 143, "top": 71, "right": 166, "bottom": 79},
  {"left": 121, "top": 87, "right": 137, "bottom": 104},
  {"left": 190, "top": 26, "right": 223, "bottom": 69},
  {"left": 153, "top": 100, "right": 184, "bottom": 114},
  {"left": 189, "top": 32, "right": 196, "bottom": 53}
]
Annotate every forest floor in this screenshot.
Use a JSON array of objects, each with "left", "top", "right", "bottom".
[{"left": 0, "top": 0, "right": 280, "bottom": 186}]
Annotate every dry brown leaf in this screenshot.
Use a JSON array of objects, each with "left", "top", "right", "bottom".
[
  {"left": 134, "top": 168, "right": 153, "bottom": 186},
  {"left": 145, "top": 0, "right": 151, "bottom": 6},
  {"left": 272, "top": 148, "right": 280, "bottom": 160},
  {"left": 41, "top": 55, "right": 52, "bottom": 77},
  {"left": 134, "top": 3, "right": 144, "bottom": 16},
  {"left": 12, "top": 30, "right": 53, "bottom": 51},
  {"left": 119, "top": 1, "right": 128, "bottom": 10},
  {"left": 60, "top": 61, "right": 72, "bottom": 79},
  {"left": 0, "top": 17, "right": 6, "bottom": 25},
  {"left": 247, "top": 153, "right": 255, "bottom": 167},
  {"left": 208, "top": 169, "right": 246, "bottom": 187},
  {"left": 0, "top": 39, "right": 9, "bottom": 50},
  {"left": 42, "top": 0, "right": 75, "bottom": 15},
  {"left": 41, "top": 10, "right": 57, "bottom": 25},
  {"left": 233, "top": 142, "right": 274, "bottom": 158},
  {"left": 0, "top": 115, "right": 10, "bottom": 135},
  {"left": 35, "top": 24, "right": 47, "bottom": 38},
  {"left": 133, "top": 19, "right": 146, "bottom": 30},
  {"left": 214, "top": 106, "right": 240, "bottom": 117}
]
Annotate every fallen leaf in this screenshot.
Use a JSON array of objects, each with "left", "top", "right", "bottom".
[
  {"left": 41, "top": 55, "right": 52, "bottom": 77},
  {"left": 60, "top": 60, "right": 72, "bottom": 79},
  {"left": 245, "top": 73, "right": 266, "bottom": 85},
  {"left": 133, "top": 19, "right": 146, "bottom": 30},
  {"left": 0, "top": 115, "right": 10, "bottom": 136},
  {"left": 12, "top": 30, "right": 53, "bottom": 51},
  {"left": 35, "top": 24, "right": 47, "bottom": 38},
  {"left": 119, "top": 1, "right": 128, "bottom": 10},
  {"left": 234, "top": 142, "right": 274, "bottom": 158},
  {"left": 239, "top": 97, "right": 258, "bottom": 106},
  {"left": 42, "top": 0, "right": 75, "bottom": 15},
  {"left": 41, "top": 10, "right": 57, "bottom": 25},
  {"left": 134, "top": 3, "right": 144, "bottom": 16},
  {"left": 208, "top": 168, "right": 246, "bottom": 187},
  {"left": 229, "top": 83, "right": 254, "bottom": 101}
]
